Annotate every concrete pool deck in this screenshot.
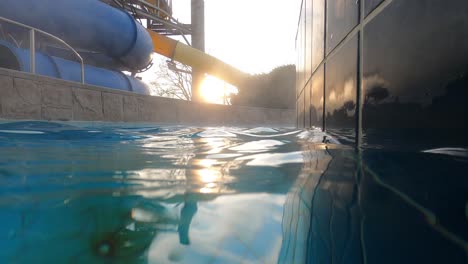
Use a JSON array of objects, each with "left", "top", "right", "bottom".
[{"left": 0, "top": 68, "right": 295, "bottom": 126}]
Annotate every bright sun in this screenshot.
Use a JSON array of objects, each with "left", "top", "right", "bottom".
[{"left": 200, "top": 75, "right": 237, "bottom": 104}]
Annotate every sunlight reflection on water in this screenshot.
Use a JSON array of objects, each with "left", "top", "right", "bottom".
[
  {"left": 0, "top": 122, "right": 310, "bottom": 263},
  {"left": 0, "top": 122, "right": 466, "bottom": 263}
]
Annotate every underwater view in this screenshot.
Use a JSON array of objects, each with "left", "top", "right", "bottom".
[{"left": 0, "top": 121, "right": 466, "bottom": 263}]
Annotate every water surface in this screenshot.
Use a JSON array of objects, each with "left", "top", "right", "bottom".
[{"left": 0, "top": 122, "right": 466, "bottom": 263}]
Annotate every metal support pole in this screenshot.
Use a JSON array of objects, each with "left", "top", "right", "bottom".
[
  {"left": 29, "top": 29, "right": 35, "bottom": 74},
  {"left": 80, "top": 62, "right": 85, "bottom": 84},
  {"left": 191, "top": 0, "right": 205, "bottom": 51},
  {"left": 157, "top": 0, "right": 160, "bottom": 18},
  {"left": 1, "top": 16, "right": 84, "bottom": 83},
  {"left": 191, "top": 0, "right": 205, "bottom": 102}
]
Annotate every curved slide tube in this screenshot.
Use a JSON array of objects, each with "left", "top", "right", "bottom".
[
  {"left": 0, "top": 0, "right": 153, "bottom": 70},
  {"left": 0, "top": 0, "right": 249, "bottom": 90},
  {"left": 0, "top": 41, "right": 151, "bottom": 95},
  {"left": 148, "top": 30, "right": 249, "bottom": 87}
]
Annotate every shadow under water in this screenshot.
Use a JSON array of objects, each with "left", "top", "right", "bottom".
[{"left": 0, "top": 122, "right": 466, "bottom": 263}]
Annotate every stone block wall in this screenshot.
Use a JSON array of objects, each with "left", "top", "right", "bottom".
[{"left": 0, "top": 68, "right": 295, "bottom": 127}]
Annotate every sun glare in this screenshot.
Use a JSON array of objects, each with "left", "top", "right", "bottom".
[{"left": 200, "top": 75, "right": 237, "bottom": 104}]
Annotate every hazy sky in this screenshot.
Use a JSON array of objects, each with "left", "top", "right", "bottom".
[
  {"left": 142, "top": 0, "right": 301, "bottom": 103},
  {"left": 171, "top": 0, "right": 301, "bottom": 74}
]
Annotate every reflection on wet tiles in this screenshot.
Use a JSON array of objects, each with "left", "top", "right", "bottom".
[
  {"left": 297, "top": 2, "right": 306, "bottom": 95},
  {"left": 326, "top": 0, "right": 359, "bottom": 54},
  {"left": 305, "top": 0, "right": 313, "bottom": 81},
  {"left": 325, "top": 35, "right": 358, "bottom": 133},
  {"left": 363, "top": 0, "right": 468, "bottom": 145},
  {"left": 293, "top": 0, "right": 467, "bottom": 261},
  {"left": 305, "top": 81, "right": 311, "bottom": 128},
  {"left": 310, "top": 66, "right": 325, "bottom": 128},
  {"left": 298, "top": 90, "right": 305, "bottom": 128},
  {"left": 311, "top": 0, "right": 325, "bottom": 71}
]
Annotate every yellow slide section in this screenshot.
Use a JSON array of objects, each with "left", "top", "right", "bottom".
[{"left": 147, "top": 29, "right": 249, "bottom": 87}]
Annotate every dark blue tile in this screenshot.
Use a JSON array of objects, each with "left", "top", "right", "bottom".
[
  {"left": 312, "top": 0, "right": 325, "bottom": 72},
  {"left": 305, "top": 80, "right": 311, "bottom": 127},
  {"left": 305, "top": 0, "right": 313, "bottom": 80},
  {"left": 362, "top": 0, "right": 468, "bottom": 148},
  {"left": 326, "top": 0, "right": 359, "bottom": 54},
  {"left": 364, "top": 0, "right": 384, "bottom": 16},
  {"left": 325, "top": 35, "right": 358, "bottom": 131},
  {"left": 310, "top": 66, "right": 324, "bottom": 128},
  {"left": 298, "top": 90, "right": 305, "bottom": 128},
  {"left": 296, "top": 2, "right": 305, "bottom": 98},
  {"left": 360, "top": 168, "right": 467, "bottom": 263}
]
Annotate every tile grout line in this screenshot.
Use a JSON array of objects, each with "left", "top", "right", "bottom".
[
  {"left": 356, "top": 0, "right": 365, "bottom": 150},
  {"left": 298, "top": 0, "right": 394, "bottom": 131}
]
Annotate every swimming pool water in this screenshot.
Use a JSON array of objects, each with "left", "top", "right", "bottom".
[{"left": 0, "top": 121, "right": 466, "bottom": 263}]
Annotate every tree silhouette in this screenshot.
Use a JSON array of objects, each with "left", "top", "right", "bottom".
[
  {"left": 150, "top": 60, "right": 192, "bottom": 101},
  {"left": 231, "top": 65, "right": 296, "bottom": 109}
]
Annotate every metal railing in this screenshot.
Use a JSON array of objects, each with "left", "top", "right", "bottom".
[
  {"left": 0, "top": 16, "right": 85, "bottom": 84},
  {"left": 113, "top": 0, "right": 191, "bottom": 35}
]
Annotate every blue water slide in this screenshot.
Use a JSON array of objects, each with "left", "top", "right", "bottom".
[
  {"left": 0, "top": 0, "right": 153, "bottom": 70},
  {"left": 0, "top": 41, "right": 151, "bottom": 95}
]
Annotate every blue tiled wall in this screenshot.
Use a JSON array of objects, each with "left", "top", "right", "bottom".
[{"left": 296, "top": 0, "right": 468, "bottom": 149}]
